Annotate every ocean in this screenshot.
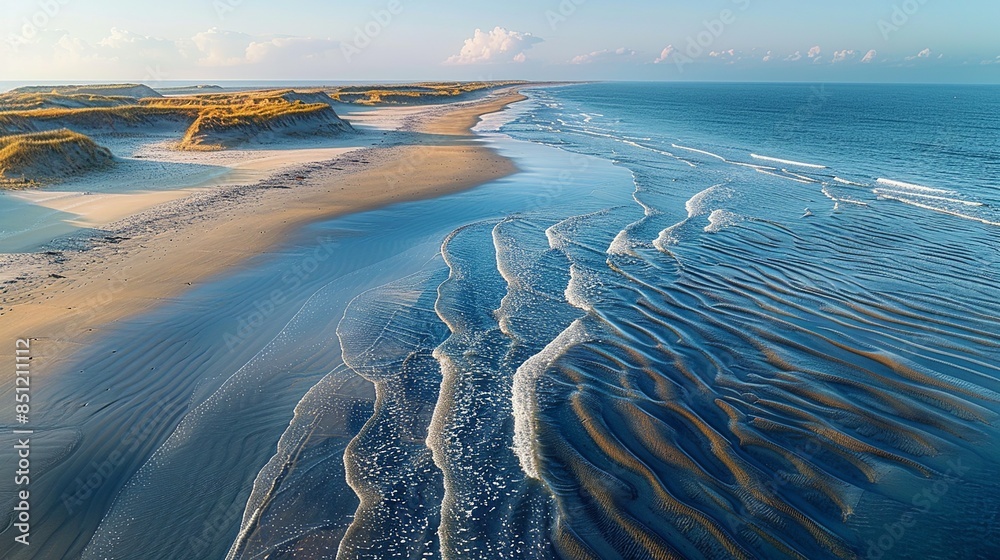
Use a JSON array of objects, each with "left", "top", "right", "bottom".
[{"left": 7, "top": 83, "right": 999, "bottom": 560}]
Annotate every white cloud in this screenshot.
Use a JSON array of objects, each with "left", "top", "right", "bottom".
[
  {"left": 653, "top": 45, "right": 676, "bottom": 64},
  {"left": 709, "top": 49, "right": 736, "bottom": 58},
  {"left": 191, "top": 28, "right": 255, "bottom": 66},
  {"left": 762, "top": 50, "right": 773, "bottom": 62},
  {"left": 98, "top": 28, "right": 141, "bottom": 49},
  {"left": 96, "top": 28, "right": 190, "bottom": 63},
  {"left": 186, "top": 28, "right": 341, "bottom": 67},
  {"left": 832, "top": 49, "right": 856, "bottom": 63},
  {"left": 807, "top": 45, "right": 822, "bottom": 58},
  {"left": 570, "top": 47, "right": 635, "bottom": 65},
  {"left": 861, "top": 49, "right": 877, "bottom": 63},
  {"left": 53, "top": 34, "right": 99, "bottom": 64},
  {"left": 786, "top": 51, "right": 802, "bottom": 62},
  {"left": 0, "top": 27, "right": 348, "bottom": 80},
  {"left": 445, "top": 27, "right": 542, "bottom": 65},
  {"left": 905, "top": 48, "right": 932, "bottom": 61},
  {"left": 245, "top": 37, "right": 340, "bottom": 64}
]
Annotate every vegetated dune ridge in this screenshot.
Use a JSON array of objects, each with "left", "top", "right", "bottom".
[
  {"left": 0, "top": 82, "right": 526, "bottom": 145},
  {"left": 151, "top": 81, "right": 529, "bottom": 103},
  {"left": 2, "top": 84, "right": 163, "bottom": 100},
  {"left": 0, "top": 83, "right": 177, "bottom": 135},
  {"left": 0, "top": 129, "right": 114, "bottom": 187},
  {"left": 0, "top": 88, "right": 354, "bottom": 145},
  {"left": 0, "top": 87, "right": 358, "bottom": 183},
  {"left": 327, "top": 81, "right": 529, "bottom": 105},
  {"left": 0, "top": 81, "right": 530, "bottom": 185},
  {"left": 7, "top": 83, "right": 164, "bottom": 98},
  {"left": 173, "top": 91, "right": 354, "bottom": 150}
]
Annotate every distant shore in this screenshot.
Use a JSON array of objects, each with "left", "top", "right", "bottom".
[{"left": 0, "top": 90, "right": 527, "bottom": 372}]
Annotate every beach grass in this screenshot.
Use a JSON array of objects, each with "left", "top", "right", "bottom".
[
  {"left": 0, "top": 81, "right": 521, "bottom": 177},
  {"left": 0, "top": 129, "right": 114, "bottom": 187},
  {"left": 327, "top": 81, "right": 527, "bottom": 104}
]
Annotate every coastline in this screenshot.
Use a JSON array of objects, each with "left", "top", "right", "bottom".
[{"left": 0, "top": 90, "right": 527, "bottom": 372}]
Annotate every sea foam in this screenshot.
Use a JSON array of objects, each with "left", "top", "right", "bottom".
[
  {"left": 750, "top": 153, "right": 827, "bottom": 169},
  {"left": 512, "top": 320, "right": 589, "bottom": 480},
  {"left": 876, "top": 178, "right": 958, "bottom": 195}
]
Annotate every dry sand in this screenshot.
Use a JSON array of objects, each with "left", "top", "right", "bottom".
[
  {"left": 0, "top": 91, "right": 526, "bottom": 371},
  {"left": 9, "top": 190, "right": 202, "bottom": 228}
]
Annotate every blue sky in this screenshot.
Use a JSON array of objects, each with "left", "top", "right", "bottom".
[{"left": 2, "top": 0, "right": 999, "bottom": 83}]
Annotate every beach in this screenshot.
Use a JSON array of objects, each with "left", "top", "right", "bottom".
[
  {"left": 1, "top": 82, "right": 997, "bottom": 560},
  {"left": 0, "top": 91, "right": 525, "bottom": 374},
  {"left": 3, "top": 0, "right": 997, "bottom": 554}
]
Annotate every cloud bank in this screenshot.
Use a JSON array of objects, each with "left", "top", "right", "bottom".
[{"left": 445, "top": 27, "right": 542, "bottom": 65}]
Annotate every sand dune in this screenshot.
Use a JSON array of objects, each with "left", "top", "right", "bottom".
[
  {"left": 0, "top": 130, "right": 114, "bottom": 186},
  {"left": 178, "top": 102, "right": 352, "bottom": 150},
  {"left": 0, "top": 88, "right": 356, "bottom": 164},
  {"left": 6, "top": 83, "right": 162, "bottom": 99}
]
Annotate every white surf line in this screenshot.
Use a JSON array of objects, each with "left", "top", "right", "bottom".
[
  {"left": 671, "top": 143, "right": 787, "bottom": 173},
  {"left": 671, "top": 143, "right": 727, "bottom": 161},
  {"left": 878, "top": 194, "right": 1000, "bottom": 226},
  {"left": 833, "top": 177, "right": 868, "bottom": 187},
  {"left": 822, "top": 185, "right": 869, "bottom": 206},
  {"left": 873, "top": 188, "right": 984, "bottom": 207},
  {"left": 875, "top": 178, "right": 958, "bottom": 195},
  {"left": 750, "top": 153, "right": 827, "bottom": 169},
  {"left": 729, "top": 161, "right": 774, "bottom": 170},
  {"left": 622, "top": 139, "right": 671, "bottom": 157},
  {"left": 563, "top": 128, "right": 695, "bottom": 169},
  {"left": 671, "top": 144, "right": 827, "bottom": 177},
  {"left": 783, "top": 169, "right": 820, "bottom": 183},
  {"left": 755, "top": 168, "right": 812, "bottom": 184}
]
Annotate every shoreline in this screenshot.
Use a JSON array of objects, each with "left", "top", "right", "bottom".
[{"left": 0, "top": 90, "right": 528, "bottom": 372}]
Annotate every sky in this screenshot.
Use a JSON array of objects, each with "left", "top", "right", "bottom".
[{"left": 2, "top": 0, "right": 999, "bottom": 83}]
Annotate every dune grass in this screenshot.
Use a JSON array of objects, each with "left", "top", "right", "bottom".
[
  {"left": 0, "top": 129, "right": 114, "bottom": 187},
  {"left": 0, "top": 81, "right": 521, "bottom": 156},
  {"left": 0, "top": 92, "right": 138, "bottom": 112},
  {"left": 327, "top": 81, "right": 527, "bottom": 105},
  {"left": 0, "top": 82, "right": 523, "bottom": 130},
  {"left": 178, "top": 101, "right": 335, "bottom": 150},
  {"left": 0, "top": 92, "right": 334, "bottom": 145},
  {"left": 0, "top": 90, "right": 336, "bottom": 123},
  {"left": 0, "top": 81, "right": 522, "bottom": 182}
]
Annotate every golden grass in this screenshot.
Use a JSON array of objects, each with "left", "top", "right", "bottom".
[
  {"left": 174, "top": 95, "right": 338, "bottom": 149},
  {"left": 327, "top": 81, "right": 527, "bottom": 105},
  {"left": 189, "top": 103, "right": 328, "bottom": 126},
  {"left": 0, "top": 129, "right": 114, "bottom": 187},
  {"left": 12, "top": 83, "right": 149, "bottom": 92},
  {"left": 0, "top": 90, "right": 327, "bottom": 122},
  {"left": 0, "top": 92, "right": 137, "bottom": 112},
  {"left": 0, "top": 83, "right": 524, "bottom": 125},
  {"left": 0, "top": 82, "right": 523, "bottom": 154}
]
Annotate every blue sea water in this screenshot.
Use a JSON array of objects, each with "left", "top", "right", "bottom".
[
  {"left": 486, "top": 83, "right": 1000, "bottom": 559},
  {"left": 4, "top": 83, "right": 999, "bottom": 560}
]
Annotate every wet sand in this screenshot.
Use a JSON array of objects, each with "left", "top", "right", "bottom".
[{"left": 0, "top": 91, "right": 526, "bottom": 372}]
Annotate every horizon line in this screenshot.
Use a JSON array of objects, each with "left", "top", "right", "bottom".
[{"left": 3, "top": 79, "right": 1000, "bottom": 87}]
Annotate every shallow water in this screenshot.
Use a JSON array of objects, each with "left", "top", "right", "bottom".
[{"left": 2, "top": 84, "right": 998, "bottom": 559}]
